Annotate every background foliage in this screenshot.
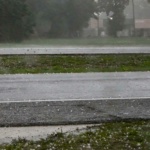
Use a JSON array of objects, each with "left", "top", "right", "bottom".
[
  {"left": 1, "top": 0, "right": 150, "bottom": 41},
  {"left": 0, "top": 0, "right": 34, "bottom": 42}
]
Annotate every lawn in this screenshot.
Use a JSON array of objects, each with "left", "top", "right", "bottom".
[
  {"left": 0, "top": 37, "right": 150, "bottom": 47},
  {"left": 0, "top": 54, "right": 150, "bottom": 74},
  {"left": 23, "top": 37, "right": 150, "bottom": 46},
  {"left": 0, "top": 121, "right": 150, "bottom": 150}
]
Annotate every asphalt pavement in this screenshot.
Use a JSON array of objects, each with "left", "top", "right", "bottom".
[
  {"left": 0, "top": 72, "right": 150, "bottom": 126},
  {"left": 0, "top": 46, "right": 150, "bottom": 55}
]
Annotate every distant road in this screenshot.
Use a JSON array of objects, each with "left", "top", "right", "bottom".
[{"left": 0, "top": 46, "right": 150, "bottom": 55}]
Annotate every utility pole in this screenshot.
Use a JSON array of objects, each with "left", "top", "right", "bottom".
[
  {"left": 97, "top": 0, "right": 100, "bottom": 37},
  {"left": 132, "top": 0, "right": 135, "bottom": 36},
  {"left": 97, "top": 14, "right": 100, "bottom": 37}
]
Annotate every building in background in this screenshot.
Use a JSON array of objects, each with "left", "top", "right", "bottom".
[
  {"left": 83, "top": 18, "right": 104, "bottom": 37},
  {"left": 83, "top": 0, "right": 150, "bottom": 37},
  {"left": 135, "top": 19, "right": 150, "bottom": 37}
]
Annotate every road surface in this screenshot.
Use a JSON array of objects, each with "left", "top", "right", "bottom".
[
  {"left": 0, "top": 72, "right": 150, "bottom": 102},
  {"left": 0, "top": 72, "right": 150, "bottom": 126},
  {"left": 0, "top": 46, "right": 150, "bottom": 55}
]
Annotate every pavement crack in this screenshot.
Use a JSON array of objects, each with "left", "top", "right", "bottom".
[{"left": 107, "top": 114, "right": 122, "bottom": 120}]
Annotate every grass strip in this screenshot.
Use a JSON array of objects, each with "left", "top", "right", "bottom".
[
  {"left": 0, "top": 54, "right": 150, "bottom": 74},
  {"left": 0, "top": 38, "right": 150, "bottom": 47},
  {"left": 0, "top": 121, "right": 150, "bottom": 150},
  {"left": 21, "top": 37, "right": 150, "bottom": 46}
]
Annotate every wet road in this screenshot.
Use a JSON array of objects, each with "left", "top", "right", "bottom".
[
  {"left": 0, "top": 72, "right": 150, "bottom": 102},
  {"left": 0, "top": 72, "right": 150, "bottom": 126},
  {"left": 0, "top": 46, "right": 150, "bottom": 55}
]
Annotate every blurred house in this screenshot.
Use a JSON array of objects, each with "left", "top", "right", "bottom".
[
  {"left": 83, "top": 0, "right": 150, "bottom": 37},
  {"left": 83, "top": 18, "right": 150, "bottom": 37},
  {"left": 82, "top": 18, "right": 104, "bottom": 37},
  {"left": 135, "top": 19, "right": 150, "bottom": 37}
]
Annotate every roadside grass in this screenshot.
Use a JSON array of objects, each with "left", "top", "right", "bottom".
[
  {"left": 0, "top": 37, "right": 150, "bottom": 47},
  {"left": 0, "top": 54, "right": 150, "bottom": 74},
  {"left": 0, "top": 121, "right": 150, "bottom": 150},
  {"left": 22, "top": 37, "right": 150, "bottom": 46}
]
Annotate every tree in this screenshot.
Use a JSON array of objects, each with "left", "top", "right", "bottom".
[
  {"left": 0, "top": 0, "right": 35, "bottom": 42},
  {"left": 44, "top": 0, "right": 68, "bottom": 38},
  {"left": 44, "top": 0, "right": 96, "bottom": 38},
  {"left": 65, "top": 0, "right": 96, "bottom": 37},
  {"left": 97, "top": 0, "right": 129, "bottom": 37},
  {"left": 25, "top": 0, "right": 96, "bottom": 38},
  {"left": 26, "top": 0, "right": 51, "bottom": 37}
]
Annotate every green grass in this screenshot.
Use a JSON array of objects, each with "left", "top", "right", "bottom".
[
  {"left": 23, "top": 37, "right": 150, "bottom": 46},
  {"left": 0, "top": 121, "right": 150, "bottom": 150},
  {"left": 0, "top": 54, "right": 150, "bottom": 74},
  {"left": 0, "top": 37, "right": 150, "bottom": 47}
]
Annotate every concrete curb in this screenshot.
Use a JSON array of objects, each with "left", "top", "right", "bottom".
[{"left": 1, "top": 98, "right": 150, "bottom": 127}]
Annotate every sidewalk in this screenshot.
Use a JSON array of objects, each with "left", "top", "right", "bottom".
[{"left": 0, "top": 125, "right": 94, "bottom": 144}]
